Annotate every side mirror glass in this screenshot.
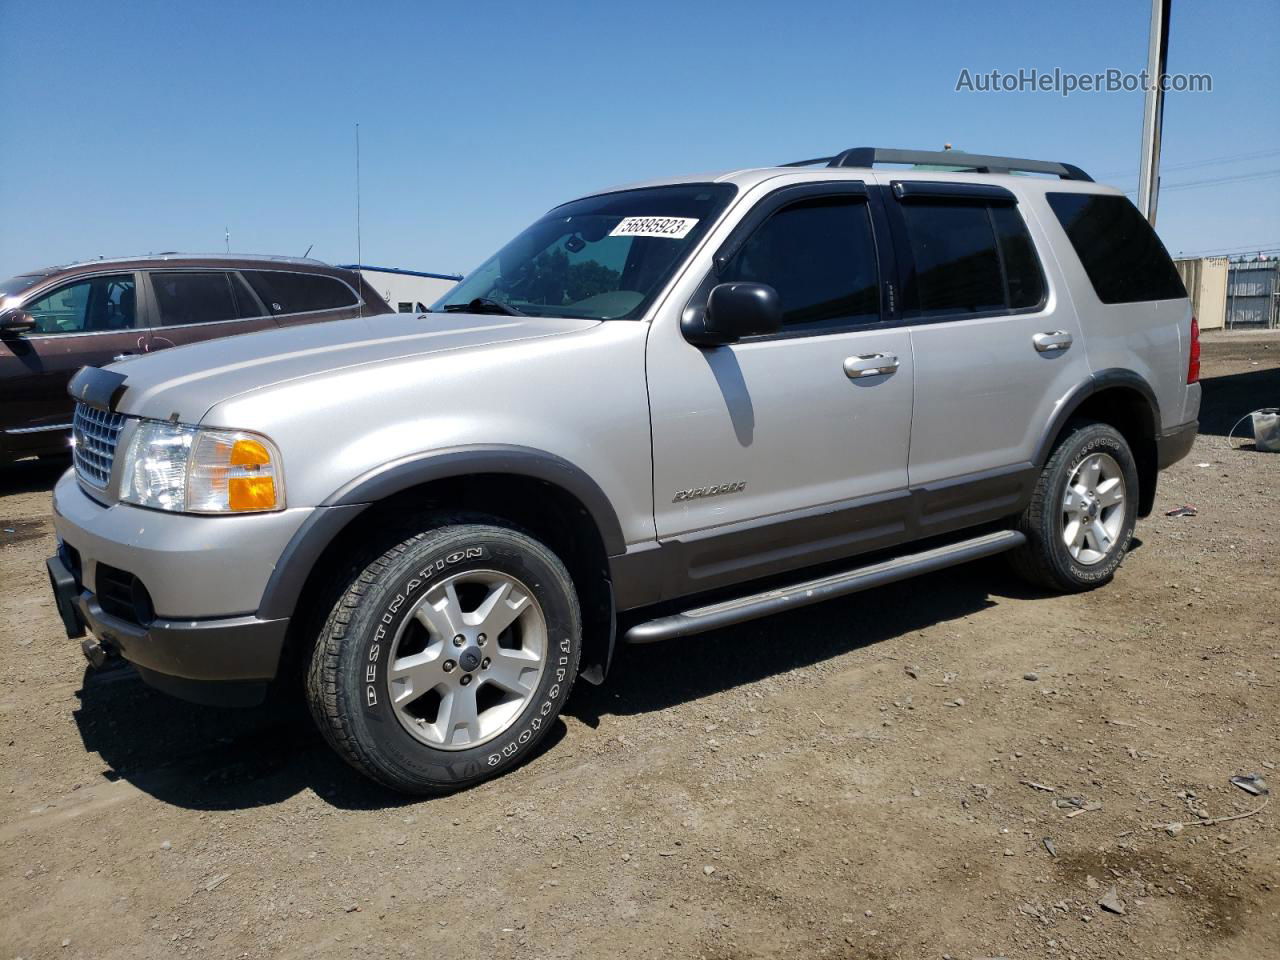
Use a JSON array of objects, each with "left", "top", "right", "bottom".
[
  {"left": 681, "top": 282, "right": 782, "bottom": 346},
  {"left": 0, "top": 309, "right": 36, "bottom": 334}
]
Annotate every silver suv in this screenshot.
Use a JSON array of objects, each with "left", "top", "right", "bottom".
[{"left": 47, "top": 147, "right": 1201, "bottom": 794}]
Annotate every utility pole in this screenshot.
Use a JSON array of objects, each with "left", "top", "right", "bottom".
[{"left": 1137, "top": 0, "right": 1172, "bottom": 225}]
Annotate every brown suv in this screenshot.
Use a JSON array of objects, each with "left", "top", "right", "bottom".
[{"left": 0, "top": 254, "right": 389, "bottom": 462}]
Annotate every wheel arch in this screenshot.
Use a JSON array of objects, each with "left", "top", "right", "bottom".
[
  {"left": 260, "top": 445, "right": 623, "bottom": 683},
  {"left": 1034, "top": 369, "right": 1161, "bottom": 517}
]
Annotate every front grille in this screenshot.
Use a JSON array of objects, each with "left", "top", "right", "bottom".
[{"left": 73, "top": 403, "right": 128, "bottom": 489}]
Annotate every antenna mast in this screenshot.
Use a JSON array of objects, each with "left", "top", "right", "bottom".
[{"left": 355, "top": 122, "right": 363, "bottom": 318}]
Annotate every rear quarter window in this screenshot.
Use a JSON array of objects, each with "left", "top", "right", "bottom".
[
  {"left": 242, "top": 271, "right": 358, "bottom": 315},
  {"left": 1046, "top": 193, "right": 1186, "bottom": 304}
]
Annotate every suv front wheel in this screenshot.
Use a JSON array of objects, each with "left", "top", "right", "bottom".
[
  {"left": 306, "top": 517, "right": 581, "bottom": 794},
  {"left": 1011, "top": 420, "right": 1138, "bottom": 592}
]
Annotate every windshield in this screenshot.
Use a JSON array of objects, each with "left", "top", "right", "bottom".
[
  {"left": 0, "top": 274, "right": 45, "bottom": 302},
  {"left": 434, "top": 184, "right": 736, "bottom": 320}
]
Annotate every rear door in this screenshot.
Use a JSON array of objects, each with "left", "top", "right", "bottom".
[
  {"left": 882, "top": 178, "right": 1091, "bottom": 532},
  {"left": 240, "top": 269, "right": 364, "bottom": 328},
  {"left": 0, "top": 272, "right": 145, "bottom": 446},
  {"left": 145, "top": 270, "right": 275, "bottom": 350}
]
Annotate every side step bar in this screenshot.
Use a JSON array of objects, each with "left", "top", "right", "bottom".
[{"left": 622, "top": 529, "right": 1025, "bottom": 644}]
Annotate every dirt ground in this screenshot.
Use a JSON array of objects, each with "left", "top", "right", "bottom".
[{"left": 2, "top": 331, "right": 1276, "bottom": 960}]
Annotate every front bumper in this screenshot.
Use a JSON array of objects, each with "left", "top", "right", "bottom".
[
  {"left": 50, "top": 469, "right": 308, "bottom": 703},
  {"left": 48, "top": 550, "right": 286, "bottom": 705}
]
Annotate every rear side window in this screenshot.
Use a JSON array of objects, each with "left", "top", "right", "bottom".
[
  {"left": 718, "top": 196, "right": 880, "bottom": 334},
  {"left": 1046, "top": 193, "right": 1185, "bottom": 303},
  {"left": 899, "top": 201, "right": 1045, "bottom": 317},
  {"left": 242, "top": 271, "right": 358, "bottom": 315},
  {"left": 991, "top": 206, "right": 1045, "bottom": 309},
  {"left": 150, "top": 272, "right": 239, "bottom": 326}
]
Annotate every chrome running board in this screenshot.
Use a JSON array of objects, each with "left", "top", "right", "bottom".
[{"left": 622, "top": 529, "right": 1026, "bottom": 644}]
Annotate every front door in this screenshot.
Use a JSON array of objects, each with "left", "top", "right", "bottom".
[
  {"left": 0, "top": 272, "right": 145, "bottom": 454},
  {"left": 646, "top": 183, "right": 914, "bottom": 598}
]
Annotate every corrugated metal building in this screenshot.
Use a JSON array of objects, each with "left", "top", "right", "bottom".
[{"left": 1226, "top": 260, "right": 1280, "bottom": 329}]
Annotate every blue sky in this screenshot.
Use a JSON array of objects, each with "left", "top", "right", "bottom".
[{"left": 1, "top": 0, "right": 1277, "bottom": 279}]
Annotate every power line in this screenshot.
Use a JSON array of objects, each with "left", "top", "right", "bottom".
[
  {"left": 1176, "top": 246, "right": 1280, "bottom": 259},
  {"left": 1122, "top": 167, "right": 1280, "bottom": 196},
  {"left": 1095, "top": 147, "right": 1280, "bottom": 181},
  {"left": 1175, "top": 240, "right": 1280, "bottom": 257}
]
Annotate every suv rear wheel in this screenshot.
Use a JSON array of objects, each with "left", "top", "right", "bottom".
[
  {"left": 1011, "top": 420, "right": 1138, "bottom": 592},
  {"left": 305, "top": 516, "right": 581, "bottom": 794}
]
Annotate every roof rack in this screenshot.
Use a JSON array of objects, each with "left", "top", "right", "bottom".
[{"left": 782, "top": 147, "right": 1092, "bottom": 182}]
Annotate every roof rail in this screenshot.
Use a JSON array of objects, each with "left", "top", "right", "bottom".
[{"left": 783, "top": 146, "right": 1092, "bottom": 182}]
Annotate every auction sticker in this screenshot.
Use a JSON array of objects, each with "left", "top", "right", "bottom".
[{"left": 609, "top": 216, "right": 699, "bottom": 239}]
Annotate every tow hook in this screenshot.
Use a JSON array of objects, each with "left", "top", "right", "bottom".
[{"left": 80, "top": 638, "right": 108, "bottom": 669}]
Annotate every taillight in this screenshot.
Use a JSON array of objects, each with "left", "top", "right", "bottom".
[{"left": 1187, "top": 315, "right": 1201, "bottom": 384}]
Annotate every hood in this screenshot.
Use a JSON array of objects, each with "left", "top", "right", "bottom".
[{"left": 107, "top": 311, "right": 599, "bottom": 422}]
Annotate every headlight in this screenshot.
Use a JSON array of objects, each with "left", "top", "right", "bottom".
[{"left": 120, "top": 421, "right": 284, "bottom": 514}]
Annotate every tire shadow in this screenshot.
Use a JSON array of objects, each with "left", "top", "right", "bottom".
[{"left": 71, "top": 663, "right": 568, "bottom": 812}]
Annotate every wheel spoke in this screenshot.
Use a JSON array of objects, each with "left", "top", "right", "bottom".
[
  {"left": 1088, "top": 520, "right": 1112, "bottom": 555},
  {"left": 437, "top": 686, "right": 481, "bottom": 745},
  {"left": 485, "top": 648, "right": 539, "bottom": 695},
  {"left": 1064, "top": 518, "right": 1085, "bottom": 557},
  {"left": 1079, "top": 456, "right": 1101, "bottom": 493},
  {"left": 388, "top": 651, "right": 445, "bottom": 704},
  {"left": 415, "top": 581, "right": 466, "bottom": 640},
  {"left": 1095, "top": 477, "right": 1124, "bottom": 508},
  {"left": 472, "top": 580, "right": 530, "bottom": 638},
  {"left": 1063, "top": 486, "right": 1085, "bottom": 514}
]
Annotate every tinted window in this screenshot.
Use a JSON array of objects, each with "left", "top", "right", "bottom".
[
  {"left": 24, "top": 274, "right": 137, "bottom": 333},
  {"left": 151, "top": 272, "right": 239, "bottom": 326},
  {"left": 991, "top": 205, "right": 1046, "bottom": 309},
  {"left": 901, "top": 203, "right": 1005, "bottom": 316},
  {"left": 718, "top": 197, "right": 879, "bottom": 333},
  {"left": 1047, "top": 193, "right": 1185, "bottom": 303},
  {"left": 243, "top": 271, "right": 358, "bottom": 314}
]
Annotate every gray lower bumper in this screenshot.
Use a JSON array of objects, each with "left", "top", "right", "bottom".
[
  {"left": 48, "top": 550, "right": 288, "bottom": 706},
  {"left": 1157, "top": 420, "right": 1198, "bottom": 470}
]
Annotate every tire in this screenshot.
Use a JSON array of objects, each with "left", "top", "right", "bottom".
[
  {"left": 1011, "top": 420, "right": 1139, "bottom": 592},
  {"left": 306, "top": 515, "right": 581, "bottom": 794}
]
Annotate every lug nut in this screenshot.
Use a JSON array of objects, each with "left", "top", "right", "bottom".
[
  {"left": 477, "top": 633, "right": 487, "bottom": 645},
  {"left": 453, "top": 634, "right": 465, "bottom": 647},
  {"left": 481, "top": 657, "right": 491, "bottom": 670},
  {"left": 443, "top": 659, "right": 456, "bottom": 673},
  {"left": 460, "top": 674, "right": 473, "bottom": 686}
]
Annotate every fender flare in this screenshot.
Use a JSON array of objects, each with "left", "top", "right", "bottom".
[
  {"left": 256, "top": 444, "right": 625, "bottom": 622},
  {"left": 1032, "top": 368, "right": 1160, "bottom": 467}
]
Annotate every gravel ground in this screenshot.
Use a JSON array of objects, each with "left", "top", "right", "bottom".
[{"left": 1, "top": 331, "right": 1277, "bottom": 960}]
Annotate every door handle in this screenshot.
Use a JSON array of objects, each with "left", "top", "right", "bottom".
[
  {"left": 844, "top": 353, "right": 900, "bottom": 379},
  {"left": 112, "top": 352, "right": 135, "bottom": 363},
  {"left": 1032, "top": 331, "right": 1073, "bottom": 353}
]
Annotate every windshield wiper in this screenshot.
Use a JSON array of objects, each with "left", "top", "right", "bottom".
[{"left": 441, "top": 297, "right": 526, "bottom": 317}]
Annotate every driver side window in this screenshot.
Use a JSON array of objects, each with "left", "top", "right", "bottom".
[
  {"left": 24, "top": 275, "right": 137, "bottom": 334},
  {"left": 719, "top": 196, "right": 880, "bottom": 335}
]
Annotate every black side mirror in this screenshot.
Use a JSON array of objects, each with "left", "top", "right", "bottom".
[
  {"left": 0, "top": 309, "right": 36, "bottom": 334},
  {"left": 681, "top": 282, "right": 782, "bottom": 346}
]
